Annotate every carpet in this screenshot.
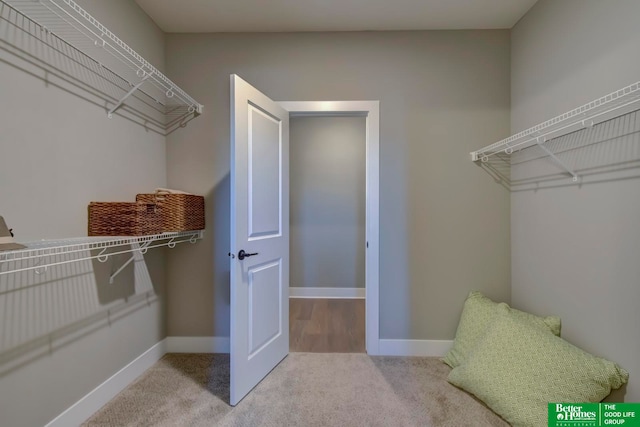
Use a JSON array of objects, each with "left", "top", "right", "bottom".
[{"left": 83, "top": 353, "right": 508, "bottom": 426}]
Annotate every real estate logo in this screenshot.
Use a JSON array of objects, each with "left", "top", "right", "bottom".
[
  {"left": 549, "top": 403, "right": 640, "bottom": 427},
  {"left": 552, "top": 404, "right": 597, "bottom": 426}
]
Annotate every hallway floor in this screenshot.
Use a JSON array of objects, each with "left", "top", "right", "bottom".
[{"left": 289, "top": 298, "right": 365, "bottom": 353}]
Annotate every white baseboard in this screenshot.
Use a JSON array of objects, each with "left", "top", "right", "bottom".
[
  {"left": 377, "top": 339, "right": 453, "bottom": 357},
  {"left": 166, "top": 336, "right": 230, "bottom": 353},
  {"left": 289, "top": 287, "right": 365, "bottom": 299},
  {"left": 45, "top": 339, "right": 167, "bottom": 427},
  {"left": 45, "top": 336, "right": 230, "bottom": 426}
]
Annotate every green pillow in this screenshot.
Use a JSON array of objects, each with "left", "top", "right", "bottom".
[
  {"left": 442, "top": 291, "right": 561, "bottom": 368},
  {"left": 448, "top": 305, "right": 629, "bottom": 427}
]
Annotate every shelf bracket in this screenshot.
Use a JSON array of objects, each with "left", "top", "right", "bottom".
[
  {"left": 107, "top": 73, "right": 151, "bottom": 119},
  {"left": 108, "top": 238, "right": 154, "bottom": 284},
  {"left": 536, "top": 137, "right": 579, "bottom": 182}
]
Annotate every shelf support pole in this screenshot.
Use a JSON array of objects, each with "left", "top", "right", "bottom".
[
  {"left": 107, "top": 73, "right": 151, "bottom": 118},
  {"left": 536, "top": 138, "right": 578, "bottom": 182},
  {"left": 108, "top": 239, "right": 154, "bottom": 284}
]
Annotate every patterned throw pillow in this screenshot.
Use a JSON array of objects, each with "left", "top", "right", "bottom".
[
  {"left": 448, "top": 305, "right": 629, "bottom": 427},
  {"left": 442, "top": 291, "right": 561, "bottom": 368}
]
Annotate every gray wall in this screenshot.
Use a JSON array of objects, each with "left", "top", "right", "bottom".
[
  {"left": 0, "top": 1, "right": 168, "bottom": 425},
  {"left": 165, "top": 31, "right": 511, "bottom": 339},
  {"left": 511, "top": 0, "right": 640, "bottom": 402},
  {"left": 290, "top": 116, "right": 366, "bottom": 289}
]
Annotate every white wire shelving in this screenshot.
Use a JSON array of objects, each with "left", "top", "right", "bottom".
[
  {"left": 0, "top": 231, "right": 203, "bottom": 281},
  {"left": 1, "top": 0, "right": 203, "bottom": 132},
  {"left": 471, "top": 81, "right": 640, "bottom": 181}
]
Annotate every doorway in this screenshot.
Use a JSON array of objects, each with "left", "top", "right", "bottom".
[
  {"left": 278, "top": 101, "right": 380, "bottom": 355},
  {"left": 288, "top": 115, "right": 366, "bottom": 353},
  {"left": 229, "top": 76, "right": 379, "bottom": 404}
]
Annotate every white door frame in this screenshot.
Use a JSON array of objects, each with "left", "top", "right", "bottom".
[{"left": 278, "top": 100, "right": 380, "bottom": 355}]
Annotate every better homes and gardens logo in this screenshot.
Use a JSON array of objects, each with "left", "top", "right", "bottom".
[{"left": 553, "top": 404, "right": 598, "bottom": 426}]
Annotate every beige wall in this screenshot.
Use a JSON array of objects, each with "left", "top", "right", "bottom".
[
  {"left": 0, "top": 1, "right": 168, "bottom": 425},
  {"left": 511, "top": 0, "right": 640, "bottom": 402},
  {"left": 290, "top": 116, "right": 366, "bottom": 289},
  {"left": 165, "top": 30, "right": 511, "bottom": 339}
]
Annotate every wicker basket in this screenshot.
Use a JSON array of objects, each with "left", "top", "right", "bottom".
[
  {"left": 136, "top": 193, "right": 205, "bottom": 232},
  {"left": 88, "top": 202, "right": 162, "bottom": 236}
]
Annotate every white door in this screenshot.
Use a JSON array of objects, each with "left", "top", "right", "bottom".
[{"left": 230, "top": 74, "right": 289, "bottom": 406}]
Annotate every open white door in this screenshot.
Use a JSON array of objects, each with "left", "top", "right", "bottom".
[{"left": 230, "top": 74, "right": 289, "bottom": 406}]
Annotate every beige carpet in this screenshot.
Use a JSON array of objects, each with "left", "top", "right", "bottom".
[{"left": 83, "top": 353, "right": 508, "bottom": 427}]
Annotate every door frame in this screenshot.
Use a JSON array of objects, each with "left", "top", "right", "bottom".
[{"left": 278, "top": 100, "right": 380, "bottom": 355}]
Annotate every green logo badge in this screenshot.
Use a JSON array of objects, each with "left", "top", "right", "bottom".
[{"left": 549, "top": 403, "right": 640, "bottom": 427}]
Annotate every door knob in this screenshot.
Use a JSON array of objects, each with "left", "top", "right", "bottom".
[{"left": 238, "top": 249, "right": 258, "bottom": 260}]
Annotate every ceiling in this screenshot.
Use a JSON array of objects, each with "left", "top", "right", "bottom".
[{"left": 134, "top": 0, "right": 539, "bottom": 33}]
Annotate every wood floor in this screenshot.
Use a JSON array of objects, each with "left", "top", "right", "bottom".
[{"left": 289, "top": 298, "right": 365, "bottom": 353}]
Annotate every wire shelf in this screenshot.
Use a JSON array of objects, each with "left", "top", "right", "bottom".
[
  {"left": 471, "top": 81, "right": 640, "bottom": 170},
  {"left": 1, "top": 0, "right": 203, "bottom": 131},
  {"left": 0, "top": 230, "right": 204, "bottom": 276}
]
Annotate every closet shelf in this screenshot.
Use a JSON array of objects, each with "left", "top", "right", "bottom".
[
  {"left": 0, "top": 230, "right": 203, "bottom": 276},
  {"left": 1, "top": 0, "right": 203, "bottom": 131},
  {"left": 471, "top": 81, "right": 640, "bottom": 178}
]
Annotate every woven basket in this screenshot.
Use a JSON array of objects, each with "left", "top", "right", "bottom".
[
  {"left": 136, "top": 193, "right": 205, "bottom": 232},
  {"left": 88, "top": 202, "right": 162, "bottom": 236}
]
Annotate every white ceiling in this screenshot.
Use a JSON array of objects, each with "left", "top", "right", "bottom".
[{"left": 134, "top": 0, "right": 539, "bottom": 33}]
